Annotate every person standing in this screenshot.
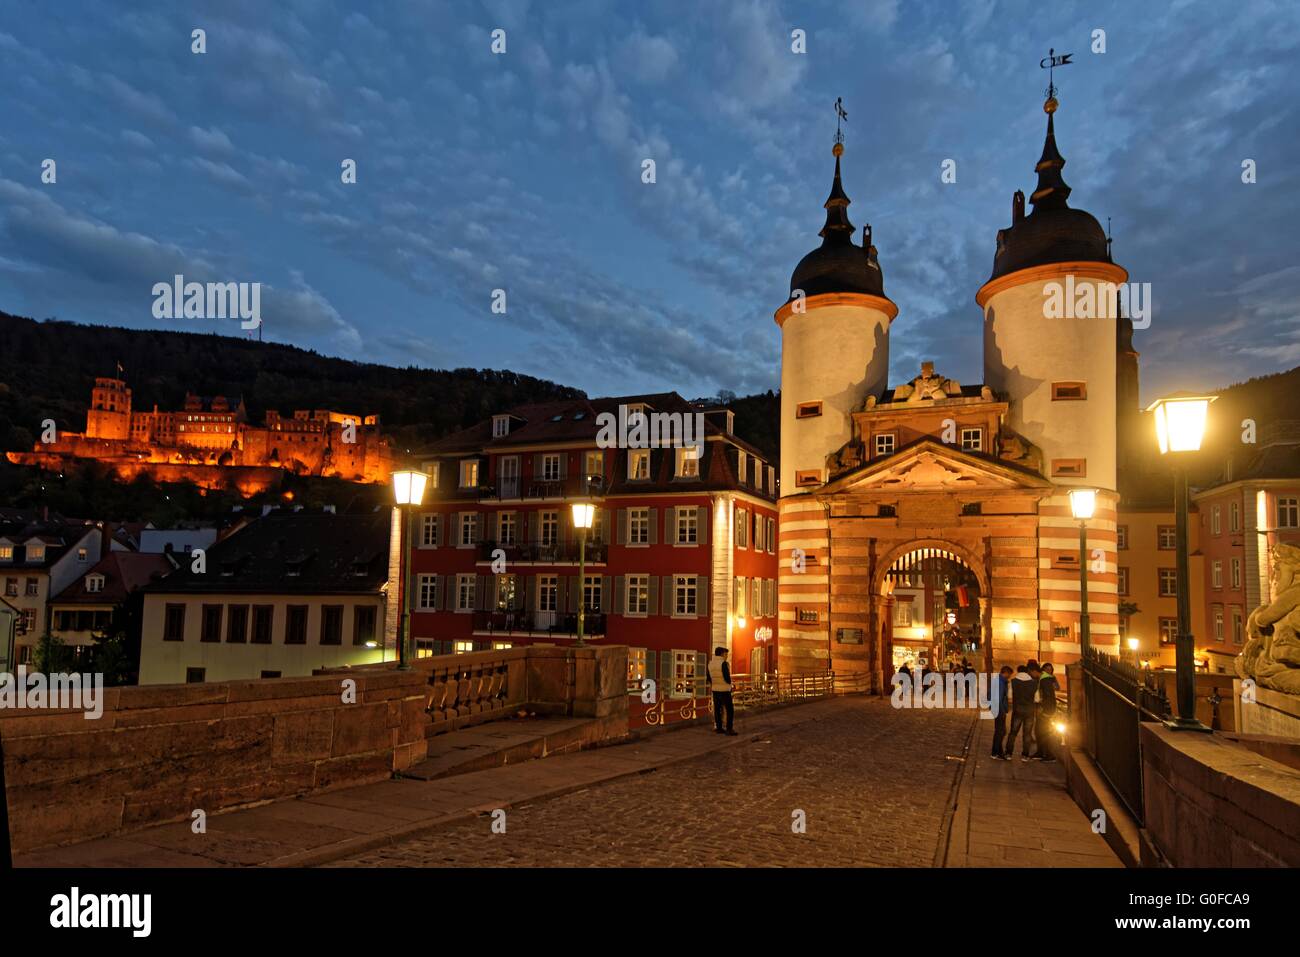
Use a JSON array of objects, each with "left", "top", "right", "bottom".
[
  {"left": 991, "top": 665, "right": 1013, "bottom": 760},
  {"left": 707, "top": 646, "right": 737, "bottom": 736},
  {"left": 1034, "top": 662, "right": 1061, "bottom": 762},
  {"left": 1006, "top": 663, "right": 1039, "bottom": 761}
]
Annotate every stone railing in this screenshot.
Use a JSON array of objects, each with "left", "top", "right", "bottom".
[{"left": 0, "top": 668, "right": 429, "bottom": 855}]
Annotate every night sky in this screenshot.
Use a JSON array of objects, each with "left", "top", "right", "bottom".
[{"left": 1, "top": 0, "right": 1296, "bottom": 402}]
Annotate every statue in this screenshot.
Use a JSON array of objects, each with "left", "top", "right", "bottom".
[{"left": 1236, "top": 543, "right": 1300, "bottom": 695}]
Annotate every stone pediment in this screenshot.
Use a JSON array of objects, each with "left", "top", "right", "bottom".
[{"left": 820, "top": 439, "right": 1051, "bottom": 495}]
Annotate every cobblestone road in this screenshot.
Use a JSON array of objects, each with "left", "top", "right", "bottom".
[{"left": 332, "top": 698, "right": 976, "bottom": 867}]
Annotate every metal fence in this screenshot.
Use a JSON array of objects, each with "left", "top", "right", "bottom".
[
  {"left": 627, "top": 670, "right": 839, "bottom": 729},
  {"left": 1080, "top": 647, "right": 1170, "bottom": 823}
]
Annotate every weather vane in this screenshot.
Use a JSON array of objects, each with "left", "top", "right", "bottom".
[
  {"left": 1040, "top": 47, "right": 1073, "bottom": 101},
  {"left": 834, "top": 97, "right": 847, "bottom": 145}
]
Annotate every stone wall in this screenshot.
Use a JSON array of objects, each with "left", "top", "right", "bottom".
[
  {"left": 1140, "top": 722, "right": 1300, "bottom": 866},
  {"left": 0, "top": 669, "right": 429, "bottom": 854}
]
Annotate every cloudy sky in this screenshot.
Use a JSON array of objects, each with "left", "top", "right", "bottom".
[{"left": 0, "top": 0, "right": 1296, "bottom": 403}]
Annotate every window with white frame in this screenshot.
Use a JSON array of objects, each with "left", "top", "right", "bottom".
[
  {"left": 1212, "top": 560, "right": 1222, "bottom": 588},
  {"left": 454, "top": 640, "right": 474, "bottom": 654},
  {"left": 539, "top": 575, "right": 558, "bottom": 612},
  {"left": 85, "top": 574, "right": 104, "bottom": 593},
  {"left": 626, "top": 574, "right": 649, "bottom": 615},
  {"left": 1213, "top": 605, "right": 1224, "bottom": 641},
  {"left": 459, "top": 460, "right": 479, "bottom": 489},
  {"left": 1117, "top": 567, "right": 1129, "bottom": 595},
  {"left": 1280, "top": 497, "right": 1299, "bottom": 528},
  {"left": 27, "top": 545, "right": 45, "bottom": 562},
  {"left": 767, "top": 465, "right": 775, "bottom": 492},
  {"left": 541, "top": 511, "right": 559, "bottom": 547},
  {"left": 671, "top": 650, "right": 697, "bottom": 698},
  {"left": 1158, "top": 568, "right": 1177, "bottom": 597},
  {"left": 893, "top": 598, "right": 913, "bottom": 627},
  {"left": 492, "top": 415, "right": 510, "bottom": 437},
  {"left": 456, "top": 574, "right": 475, "bottom": 612},
  {"left": 582, "top": 575, "right": 601, "bottom": 612},
  {"left": 628, "top": 648, "right": 648, "bottom": 683},
  {"left": 541, "top": 453, "right": 561, "bottom": 482},
  {"left": 752, "top": 579, "right": 761, "bottom": 619},
  {"left": 874, "top": 433, "right": 895, "bottom": 456},
  {"left": 960, "top": 427, "right": 982, "bottom": 452},
  {"left": 735, "top": 576, "right": 747, "bottom": 616},
  {"left": 1231, "top": 607, "right": 1244, "bottom": 644},
  {"left": 1117, "top": 524, "right": 1128, "bottom": 549},
  {"left": 459, "top": 513, "right": 476, "bottom": 546},
  {"left": 1158, "top": 525, "right": 1176, "bottom": 549},
  {"left": 738, "top": 452, "right": 747, "bottom": 484},
  {"left": 0, "top": 546, "right": 11, "bottom": 562},
  {"left": 629, "top": 449, "right": 650, "bottom": 481},
  {"left": 1231, "top": 558, "right": 1241, "bottom": 589},
  {"left": 498, "top": 511, "right": 516, "bottom": 545},
  {"left": 584, "top": 451, "right": 603, "bottom": 481},
  {"left": 77, "top": 548, "right": 88, "bottom": 563},
  {"left": 736, "top": 508, "right": 749, "bottom": 548},
  {"left": 421, "top": 513, "right": 439, "bottom": 547},
  {"left": 628, "top": 508, "right": 649, "bottom": 545},
  {"left": 753, "top": 512, "right": 765, "bottom": 551},
  {"left": 1211, "top": 505, "right": 1221, "bottom": 535},
  {"left": 418, "top": 574, "right": 439, "bottom": 610},
  {"left": 674, "top": 576, "right": 697, "bottom": 616},
  {"left": 767, "top": 517, "right": 776, "bottom": 553},
  {"left": 1230, "top": 501, "right": 1241, "bottom": 532},
  {"left": 676, "top": 507, "right": 697, "bottom": 545},
  {"left": 676, "top": 445, "right": 700, "bottom": 478}
]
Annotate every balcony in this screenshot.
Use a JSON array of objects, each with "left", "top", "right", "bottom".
[
  {"left": 477, "top": 539, "right": 607, "bottom": 564},
  {"left": 476, "top": 474, "right": 607, "bottom": 502},
  {"left": 471, "top": 611, "right": 606, "bottom": 638}
]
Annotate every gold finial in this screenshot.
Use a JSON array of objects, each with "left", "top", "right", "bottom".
[
  {"left": 1044, "top": 96, "right": 1058, "bottom": 114},
  {"left": 832, "top": 142, "right": 844, "bottom": 157}
]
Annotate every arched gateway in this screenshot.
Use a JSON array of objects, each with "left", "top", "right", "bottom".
[{"left": 774, "top": 92, "right": 1129, "bottom": 692}]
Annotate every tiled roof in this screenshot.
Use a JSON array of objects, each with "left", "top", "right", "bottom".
[
  {"left": 143, "top": 512, "right": 391, "bottom": 595},
  {"left": 53, "top": 552, "right": 176, "bottom": 604}
]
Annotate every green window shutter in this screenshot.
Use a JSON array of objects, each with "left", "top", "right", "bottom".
[
  {"left": 528, "top": 511, "right": 539, "bottom": 544},
  {"left": 525, "top": 574, "right": 537, "bottom": 612},
  {"left": 648, "top": 507, "right": 658, "bottom": 544},
  {"left": 616, "top": 508, "right": 627, "bottom": 545},
  {"left": 698, "top": 506, "right": 709, "bottom": 545},
  {"left": 647, "top": 575, "right": 659, "bottom": 615},
  {"left": 645, "top": 649, "right": 657, "bottom": 687},
  {"left": 441, "top": 574, "right": 453, "bottom": 611},
  {"left": 613, "top": 575, "right": 625, "bottom": 615},
  {"left": 533, "top": 453, "right": 544, "bottom": 479},
  {"left": 600, "top": 575, "right": 612, "bottom": 613},
  {"left": 659, "top": 648, "right": 674, "bottom": 690},
  {"left": 695, "top": 651, "right": 707, "bottom": 695},
  {"left": 569, "top": 575, "right": 580, "bottom": 613},
  {"left": 558, "top": 452, "right": 568, "bottom": 479},
  {"left": 662, "top": 575, "right": 675, "bottom": 615},
  {"left": 697, "top": 575, "right": 709, "bottom": 618},
  {"left": 664, "top": 507, "right": 675, "bottom": 545}
]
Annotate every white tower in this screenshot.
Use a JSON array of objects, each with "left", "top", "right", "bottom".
[{"left": 777, "top": 141, "right": 897, "bottom": 495}]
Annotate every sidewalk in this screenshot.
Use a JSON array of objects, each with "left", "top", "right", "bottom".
[
  {"left": 16, "top": 697, "right": 848, "bottom": 868},
  {"left": 943, "top": 711, "right": 1122, "bottom": 867}
]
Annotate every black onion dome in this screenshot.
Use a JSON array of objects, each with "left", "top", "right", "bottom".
[
  {"left": 988, "top": 99, "right": 1111, "bottom": 282},
  {"left": 789, "top": 144, "right": 885, "bottom": 299}
]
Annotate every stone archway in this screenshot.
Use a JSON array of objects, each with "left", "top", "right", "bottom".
[{"left": 871, "top": 539, "right": 993, "bottom": 690}]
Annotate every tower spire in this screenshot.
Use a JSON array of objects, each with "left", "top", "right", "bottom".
[
  {"left": 1032, "top": 48, "right": 1074, "bottom": 210},
  {"left": 821, "top": 97, "right": 855, "bottom": 243}
]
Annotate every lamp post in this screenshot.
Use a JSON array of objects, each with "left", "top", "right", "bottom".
[
  {"left": 392, "top": 469, "right": 429, "bottom": 671},
  {"left": 1126, "top": 636, "right": 1140, "bottom": 665},
  {"left": 571, "top": 500, "right": 595, "bottom": 647},
  {"left": 1069, "top": 487, "right": 1097, "bottom": 660},
  {"left": 1146, "top": 392, "right": 1216, "bottom": 732}
]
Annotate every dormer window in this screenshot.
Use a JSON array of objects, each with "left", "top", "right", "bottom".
[
  {"left": 459, "top": 460, "right": 480, "bottom": 489},
  {"left": 737, "top": 452, "right": 748, "bottom": 484},
  {"left": 0, "top": 545, "right": 12, "bottom": 562},
  {"left": 85, "top": 574, "right": 105, "bottom": 593},
  {"left": 675, "top": 445, "right": 700, "bottom": 479},
  {"left": 26, "top": 545, "right": 45, "bottom": 562},
  {"left": 77, "top": 548, "right": 89, "bottom": 562},
  {"left": 492, "top": 415, "right": 511, "bottom": 438}
]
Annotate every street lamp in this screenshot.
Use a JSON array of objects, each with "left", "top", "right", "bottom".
[
  {"left": 1126, "top": 635, "right": 1140, "bottom": 664},
  {"left": 571, "top": 500, "right": 595, "bottom": 647},
  {"left": 1069, "top": 488, "right": 1097, "bottom": 660},
  {"left": 392, "top": 468, "right": 429, "bottom": 671},
  {"left": 1146, "top": 392, "right": 1216, "bottom": 732}
]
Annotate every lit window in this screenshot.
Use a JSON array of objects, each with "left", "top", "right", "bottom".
[
  {"left": 1159, "top": 618, "right": 1178, "bottom": 644},
  {"left": 628, "top": 648, "right": 648, "bottom": 682},
  {"left": 628, "top": 449, "right": 650, "bottom": 481},
  {"left": 454, "top": 640, "right": 475, "bottom": 654},
  {"left": 459, "top": 460, "right": 479, "bottom": 488},
  {"left": 496, "top": 575, "right": 517, "bottom": 611},
  {"left": 675, "top": 446, "right": 700, "bottom": 478},
  {"left": 626, "top": 574, "right": 649, "bottom": 615},
  {"left": 671, "top": 650, "right": 697, "bottom": 698}
]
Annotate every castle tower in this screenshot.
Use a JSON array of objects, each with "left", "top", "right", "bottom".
[
  {"left": 776, "top": 141, "right": 897, "bottom": 494},
  {"left": 977, "top": 91, "right": 1128, "bottom": 657},
  {"left": 775, "top": 138, "right": 897, "bottom": 675},
  {"left": 86, "top": 377, "right": 132, "bottom": 441}
]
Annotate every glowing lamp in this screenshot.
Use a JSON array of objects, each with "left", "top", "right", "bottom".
[
  {"left": 736, "top": 616, "right": 746, "bottom": 629},
  {"left": 392, "top": 469, "right": 428, "bottom": 507},
  {"left": 1146, "top": 393, "right": 1216, "bottom": 455},
  {"left": 1010, "top": 620, "right": 1020, "bottom": 637},
  {"left": 1068, "top": 487, "right": 1097, "bottom": 521},
  {"left": 1127, "top": 637, "right": 1140, "bottom": 651},
  {"left": 571, "top": 501, "right": 595, "bottom": 530}
]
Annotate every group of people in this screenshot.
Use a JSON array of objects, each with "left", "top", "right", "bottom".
[{"left": 992, "top": 660, "right": 1060, "bottom": 762}]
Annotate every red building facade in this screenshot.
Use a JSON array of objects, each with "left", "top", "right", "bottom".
[{"left": 407, "top": 393, "right": 780, "bottom": 697}]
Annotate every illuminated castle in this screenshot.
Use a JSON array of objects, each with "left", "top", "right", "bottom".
[{"left": 7, "top": 377, "right": 393, "bottom": 492}]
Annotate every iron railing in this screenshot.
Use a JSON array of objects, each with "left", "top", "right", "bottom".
[
  {"left": 1080, "top": 647, "right": 1170, "bottom": 823},
  {"left": 476, "top": 539, "right": 608, "bottom": 564},
  {"left": 471, "top": 610, "right": 606, "bottom": 637}
]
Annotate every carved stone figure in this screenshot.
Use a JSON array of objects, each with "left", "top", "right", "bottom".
[{"left": 1236, "top": 543, "right": 1300, "bottom": 695}]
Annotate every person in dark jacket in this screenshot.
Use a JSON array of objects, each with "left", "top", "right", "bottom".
[
  {"left": 1006, "top": 662, "right": 1040, "bottom": 761},
  {"left": 991, "top": 665, "right": 1013, "bottom": 759},
  {"left": 707, "top": 647, "right": 737, "bottom": 736},
  {"left": 1034, "top": 662, "right": 1061, "bottom": 762}
]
